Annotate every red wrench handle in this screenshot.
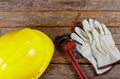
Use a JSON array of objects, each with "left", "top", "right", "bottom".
[{"left": 63, "top": 41, "right": 86, "bottom": 79}]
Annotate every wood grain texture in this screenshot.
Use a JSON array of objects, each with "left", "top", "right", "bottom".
[
  {"left": 0, "top": 27, "right": 120, "bottom": 64},
  {"left": 40, "top": 64, "right": 120, "bottom": 79},
  {"left": 0, "top": 0, "right": 119, "bottom": 11},
  {"left": 0, "top": 11, "right": 119, "bottom": 27},
  {"left": 0, "top": 0, "right": 119, "bottom": 79}
]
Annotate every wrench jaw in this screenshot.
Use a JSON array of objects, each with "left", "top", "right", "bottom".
[
  {"left": 63, "top": 41, "right": 82, "bottom": 59},
  {"left": 56, "top": 35, "right": 86, "bottom": 79},
  {"left": 56, "top": 35, "right": 81, "bottom": 59},
  {"left": 55, "top": 34, "right": 71, "bottom": 46}
]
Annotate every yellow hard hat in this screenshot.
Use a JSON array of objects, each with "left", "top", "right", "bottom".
[{"left": 0, "top": 28, "right": 54, "bottom": 79}]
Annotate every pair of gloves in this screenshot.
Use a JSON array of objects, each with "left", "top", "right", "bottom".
[{"left": 71, "top": 19, "right": 120, "bottom": 74}]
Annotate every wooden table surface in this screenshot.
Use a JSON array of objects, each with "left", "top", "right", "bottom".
[{"left": 0, "top": 0, "right": 120, "bottom": 79}]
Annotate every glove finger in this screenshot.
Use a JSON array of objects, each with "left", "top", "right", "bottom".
[
  {"left": 82, "top": 20, "right": 93, "bottom": 41},
  {"left": 94, "top": 20, "right": 104, "bottom": 35},
  {"left": 82, "top": 20, "right": 92, "bottom": 32},
  {"left": 101, "top": 24, "right": 111, "bottom": 35},
  {"left": 89, "top": 19, "right": 94, "bottom": 30},
  {"left": 74, "top": 27, "right": 88, "bottom": 41},
  {"left": 80, "top": 28, "right": 89, "bottom": 39},
  {"left": 71, "top": 33, "right": 85, "bottom": 45}
]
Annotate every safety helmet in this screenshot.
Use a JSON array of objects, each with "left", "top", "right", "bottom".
[{"left": 0, "top": 28, "right": 54, "bottom": 79}]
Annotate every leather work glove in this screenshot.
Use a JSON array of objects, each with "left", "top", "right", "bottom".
[
  {"left": 71, "top": 27, "right": 112, "bottom": 75},
  {"left": 82, "top": 19, "right": 115, "bottom": 69},
  {"left": 83, "top": 19, "right": 120, "bottom": 69},
  {"left": 93, "top": 19, "right": 120, "bottom": 68}
]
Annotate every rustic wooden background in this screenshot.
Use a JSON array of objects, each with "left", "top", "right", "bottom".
[{"left": 0, "top": 0, "right": 120, "bottom": 79}]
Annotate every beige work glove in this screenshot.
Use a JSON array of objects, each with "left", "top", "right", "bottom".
[
  {"left": 71, "top": 27, "right": 112, "bottom": 74},
  {"left": 92, "top": 19, "right": 120, "bottom": 68},
  {"left": 82, "top": 19, "right": 115, "bottom": 69}
]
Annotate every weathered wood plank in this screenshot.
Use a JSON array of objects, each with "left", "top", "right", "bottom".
[
  {"left": 0, "top": 0, "right": 119, "bottom": 11},
  {"left": 0, "top": 11, "right": 119, "bottom": 27},
  {"left": 0, "top": 27, "right": 120, "bottom": 64},
  {"left": 40, "top": 64, "right": 120, "bottom": 79}
]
